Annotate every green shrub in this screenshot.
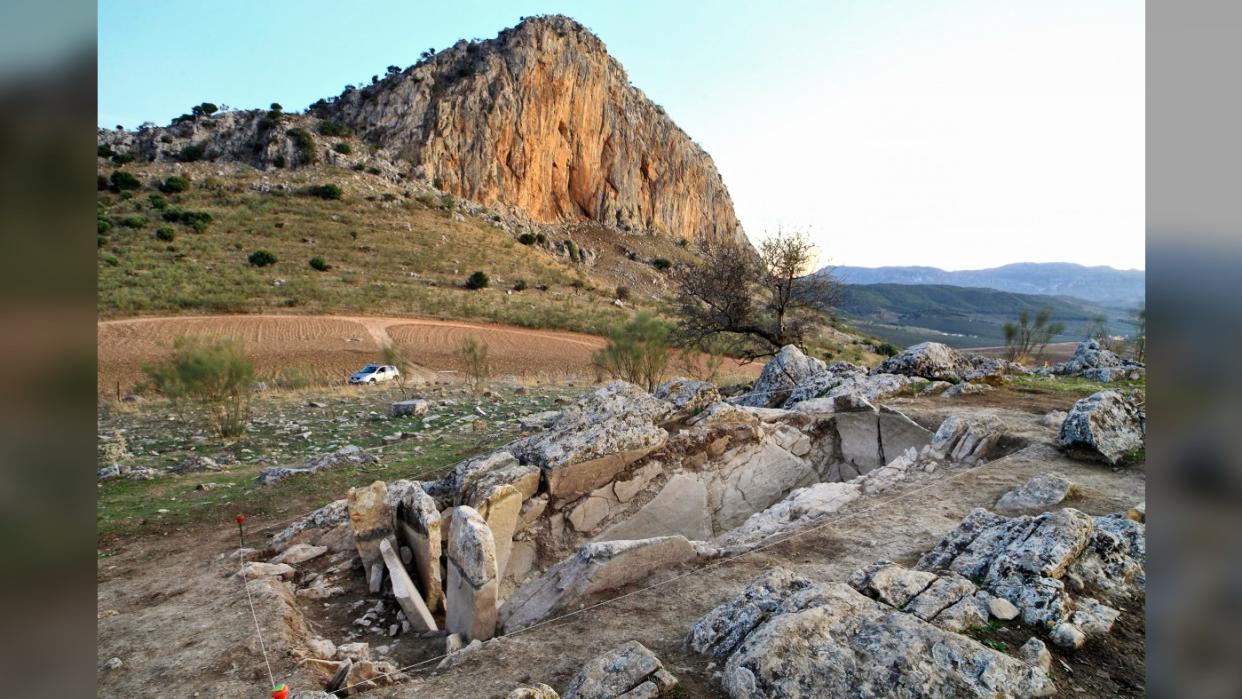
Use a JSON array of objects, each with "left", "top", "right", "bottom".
[
  {"left": 120, "top": 215, "right": 147, "bottom": 229},
  {"left": 159, "top": 134, "right": 173, "bottom": 144},
  {"left": 592, "top": 311, "right": 672, "bottom": 391},
  {"left": 615, "top": 286, "right": 631, "bottom": 301},
  {"left": 97, "top": 144, "right": 113, "bottom": 158},
  {"left": 102, "top": 254, "right": 119, "bottom": 266},
  {"left": 564, "top": 239, "right": 580, "bottom": 263},
  {"left": 110, "top": 170, "right": 141, "bottom": 191},
  {"left": 309, "top": 256, "right": 330, "bottom": 271},
  {"left": 306, "top": 183, "right": 342, "bottom": 200},
  {"left": 332, "top": 142, "right": 352, "bottom": 155},
  {"left": 178, "top": 144, "right": 205, "bottom": 162},
  {"left": 141, "top": 336, "right": 254, "bottom": 437},
  {"left": 286, "top": 127, "right": 317, "bottom": 163},
  {"left": 98, "top": 235, "right": 108, "bottom": 247},
  {"left": 652, "top": 257, "right": 672, "bottom": 271},
  {"left": 513, "top": 279, "right": 528, "bottom": 291},
  {"left": 459, "top": 337, "right": 491, "bottom": 394},
  {"left": 97, "top": 218, "right": 112, "bottom": 234},
  {"left": 876, "top": 342, "right": 900, "bottom": 357},
  {"left": 159, "top": 175, "right": 190, "bottom": 193},
  {"left": 535, "top": 232, "right": 547, "bottom": 245},
  {"left": 317, "top": 120, "right": 349, "bottom": 137},
  {"left": 155, "top": 227, "right": 176, "bottom": 242},
  {"left": 162, "top": 209, "right": 213, "bottom": 232},
  {"left": 147, "top": 193, "right": 167, "bottom": 209},
  {"left": 351, "top": 163, "right": 365, "bottom": 171},
  {"left": 248, "top": 250, "right": 277, "bottom": 267},
  {"left": 464, "top": 271, "right": 489, "bottom": 290},
  {"left": 191, "top": 102, "right": 218, "bottom": 116},
  {"left": 110, "top": 152, "right": 135, "bottom": 165},
  {"left": 517, "top": 233, "right": 537, "bottom": 245}
]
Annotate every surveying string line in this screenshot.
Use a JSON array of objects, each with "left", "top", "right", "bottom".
[
  {"left": 330, "top": 455, "right": 997, "bottom": 695},
  {"left": 238, "top": 550, "right": 277, "bottom": 691}
]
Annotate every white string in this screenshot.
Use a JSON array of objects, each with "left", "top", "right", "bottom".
[
  {"left": 239, "top": 549, "right": 277, "bottom": 691},
  {"left": 328, "top": 453, "right": 991, "bottom": 694}
]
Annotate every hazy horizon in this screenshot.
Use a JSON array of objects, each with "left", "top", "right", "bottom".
[{"left": 98, "top": 0, "right": 1144, "bottom": 272}]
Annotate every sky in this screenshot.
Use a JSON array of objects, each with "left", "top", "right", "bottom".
[{"left": 98, "top": 0, "right": 1145, "bottom": 271}]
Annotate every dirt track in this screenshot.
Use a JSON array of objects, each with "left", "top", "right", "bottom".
[{"left": 97, "top": 314, "right": 613, "bottom": 395}]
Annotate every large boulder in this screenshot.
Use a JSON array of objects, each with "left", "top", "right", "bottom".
[
  {"left": 688, "top": 568, "right": 1056, "bottom": 698},
  {"left": 927, "top": 415, "right": 1007, "bottom": 464},
  {"left": 347, "top": 480, "right": 394, "bottom": 592},
  {"left": 736, "top": 345, "right": 826, "bottom": 408},
  {"left": 1056, "top": 390, "right": 1145, "bottom": 465},
  {"left": 655, "top": 377, "right": 721, "bottom": 418},
  {"left": 563, "top": 641, "right": 678, "bottom": 699},
  {"left": 1054, "top": 339, "right": 1143, "bottom": 377},
  {"left": 874, "top": 342, "right": 974, "bottom": 383}
]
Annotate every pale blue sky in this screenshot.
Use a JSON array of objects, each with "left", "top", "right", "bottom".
[{"left": 98, "top": 0, "right": 1144, "bottom": 270}]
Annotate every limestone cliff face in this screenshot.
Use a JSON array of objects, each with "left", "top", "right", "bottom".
[{"left": 320, "top": 16, "right": 744, "bottom": 245}]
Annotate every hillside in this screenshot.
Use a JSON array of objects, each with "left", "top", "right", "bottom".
[
  {"left": 96, "top": 161, "right": 699, "bottom": 336},
  {"left": 839, "top": 282, "right": 1139, "bottom": 348},
  {"left": 98, "top": 15, "right": 744, "bottom": 247},
  {"left": 830, "top": 262, "right": 1145, "bottom": 308},
  {"left": 95, "top": 15, "right": 764, "bottom": 340}
]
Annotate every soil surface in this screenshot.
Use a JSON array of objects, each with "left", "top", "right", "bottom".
[
  {"left": 97, "top": 314, "right": 761, "bottom": 396},
  {"left": 96, "top": 391, "right": 1145, "bottom": 698}
]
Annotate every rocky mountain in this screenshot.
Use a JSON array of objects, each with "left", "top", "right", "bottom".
[
  {"left": 828, "top": 263, "right": 1145, "bottom": 308},
  {"left": 98, "top": 15, "right": 744, "bottom": 246}
]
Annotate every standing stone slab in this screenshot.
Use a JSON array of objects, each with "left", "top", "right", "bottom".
[
  {"left": 379, "top": 538, "right": 437, "bottom": 631},
  {"left": 348, "top": 480, "right": 393, "bottom": 593},
  {"left": 473, "top": 484, "right": 523, "bottom": 580},
  {"left": 834, "top": 412, "right": 883, "bottom": 473},
  {"left": 446, "top": 506, "right": 499, "bottom": 642},
  {"left": 395, "top": 485, "right": 443, "bottom": 612}
]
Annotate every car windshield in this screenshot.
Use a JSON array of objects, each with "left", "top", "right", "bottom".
[{"left": 359, "top": 364, "right": 378, "bottom": 372}]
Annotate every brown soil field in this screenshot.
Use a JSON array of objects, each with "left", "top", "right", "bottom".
[
  {"left": 961, "top": 342, "right": 1080, "bottom": 365},
  {"left": 97, "top": 314, "right": 760, "bottom": 396}
]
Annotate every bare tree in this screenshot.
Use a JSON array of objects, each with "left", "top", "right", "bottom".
[
  {"left": 673, "top": 229, "right": 839, "bottom": 359},
  {"left": 1003, "top": 308, "right": 1065, "bottom": 363}
]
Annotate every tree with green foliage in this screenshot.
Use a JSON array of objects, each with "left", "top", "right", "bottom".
[
  {"left": 1002, "top": 308, "right": 1065, "bottom": 362},
  {"left": 306, "top": 183, "right": 342, "bottom": 199},
  {"left": 465, "top": 271, "right": 489, "bottom": 290},
  {"left": 142, "top": 336, "right": 254, "bottom": 437},
  {"left": 593, "top": 311, "right": 672, "bottom": 392}
]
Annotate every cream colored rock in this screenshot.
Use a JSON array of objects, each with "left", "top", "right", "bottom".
[
  {"left": 446, "top": 506, "right": 499, "bottom": 642},
  {"left": 348, "top": 480, "right": 394, "bottom": 593},
  {"left": 269, "top": 543, "right": 327, "bottom": 566},
  {"left": 379, "top": 538, "right": 437, "bottom": 631},
  {"left": 395, "top": 484, "right": 444, "bottom": 612},
  {"left": 474, "top": 484, "right": 523, "bottom": 577}
]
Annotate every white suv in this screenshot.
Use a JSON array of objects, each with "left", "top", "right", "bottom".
[{"left": 349, "top": 364, "right": 400, "bottom": 384}]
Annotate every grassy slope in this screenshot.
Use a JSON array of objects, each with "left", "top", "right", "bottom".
[{"left": 97, "top": 161, "right": 696, "bottom": 337}]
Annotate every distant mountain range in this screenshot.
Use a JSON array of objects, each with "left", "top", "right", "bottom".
[
  {"left": 837, "top": 282, "right": 1139, "bottom": 350},
  {"left": 826, "top": 263, "right": 1144, "bottom": 309}
]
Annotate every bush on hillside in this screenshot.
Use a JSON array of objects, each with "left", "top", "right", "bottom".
[
  {"left": 119, "top": 215, "right": 147, "bottom": 229},
  {"left": 517, "top": 233, "right": 537, "bottom": 246},
  {"left": 317, "top": 120, "right": 349, "bottom": 137},
  {"left": 178, "top": 144, "right": 205, "bottom": 162},
  {"left": 464, "top": 271, "right": 489, "bottom": 290},
  {"left": 593, "top": 311, "right": 672, "bottom": 392},
  {"left": 286, "top": 128, "right": 317, "bottom": 164},
  {"left": 155, "top": 227, "right": 176, "bottom": 242},
  {"left": 248, "top": 250, "right": 277, "bottom": 267},
  {"left": 159, "top": 175, "right": 190, "bottom": 193},
  {"left": 110, "top": 170, "right": 141, "bottom": 191},
  {"left": 332, "top": 142, "right": 352, "bottom": 155},
  {"left": 309, "top": 256, "right": 330, "bottom": 271},
  {"left": 306, "top": 183, "right": 342, "bottom": 200},
  {"left": 652, "top": 257, "right": 672, "bottom": 271}
]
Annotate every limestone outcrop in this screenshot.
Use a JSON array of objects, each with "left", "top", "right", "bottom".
[
  {"left": 915, "top": 507, "right": 1145, "bottom": 648},
  {"left": 735, "top": 345, "right": 827, "bottom": 408},
  {"left": 322, "top": 16, "right": 744, "bottom": 244},
  {"left": 687, "top": 568, "right": 1056, "bottom": 697},
  {"left": 1049, "top": 340, "right": 1145, "bottom": 381},
  {"left": 874, "top": 342, "right": 975, "bottom": 383},
  {"left": 563, "top": 641, "right": 678, "bottom": 699}
]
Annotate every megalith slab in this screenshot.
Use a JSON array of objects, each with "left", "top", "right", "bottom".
[{"left": 446, "top": 506, "right": 499, "bottom": 642}]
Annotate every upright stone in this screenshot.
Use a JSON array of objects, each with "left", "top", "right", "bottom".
[
  {"left": 378, "top": 538, "right": 437, "bottom": 631},
  {"left": 446, "top": 506, "right": 499, "bottom": 642},
  {"left": 472, "top": 484, "right": 523, "bottom": 580},
  {"left": 348, "top": 480, "right": 393, "bottom": 593},
  {"left": 395, "top": 484, "right": 444, "bottom": 612}
]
